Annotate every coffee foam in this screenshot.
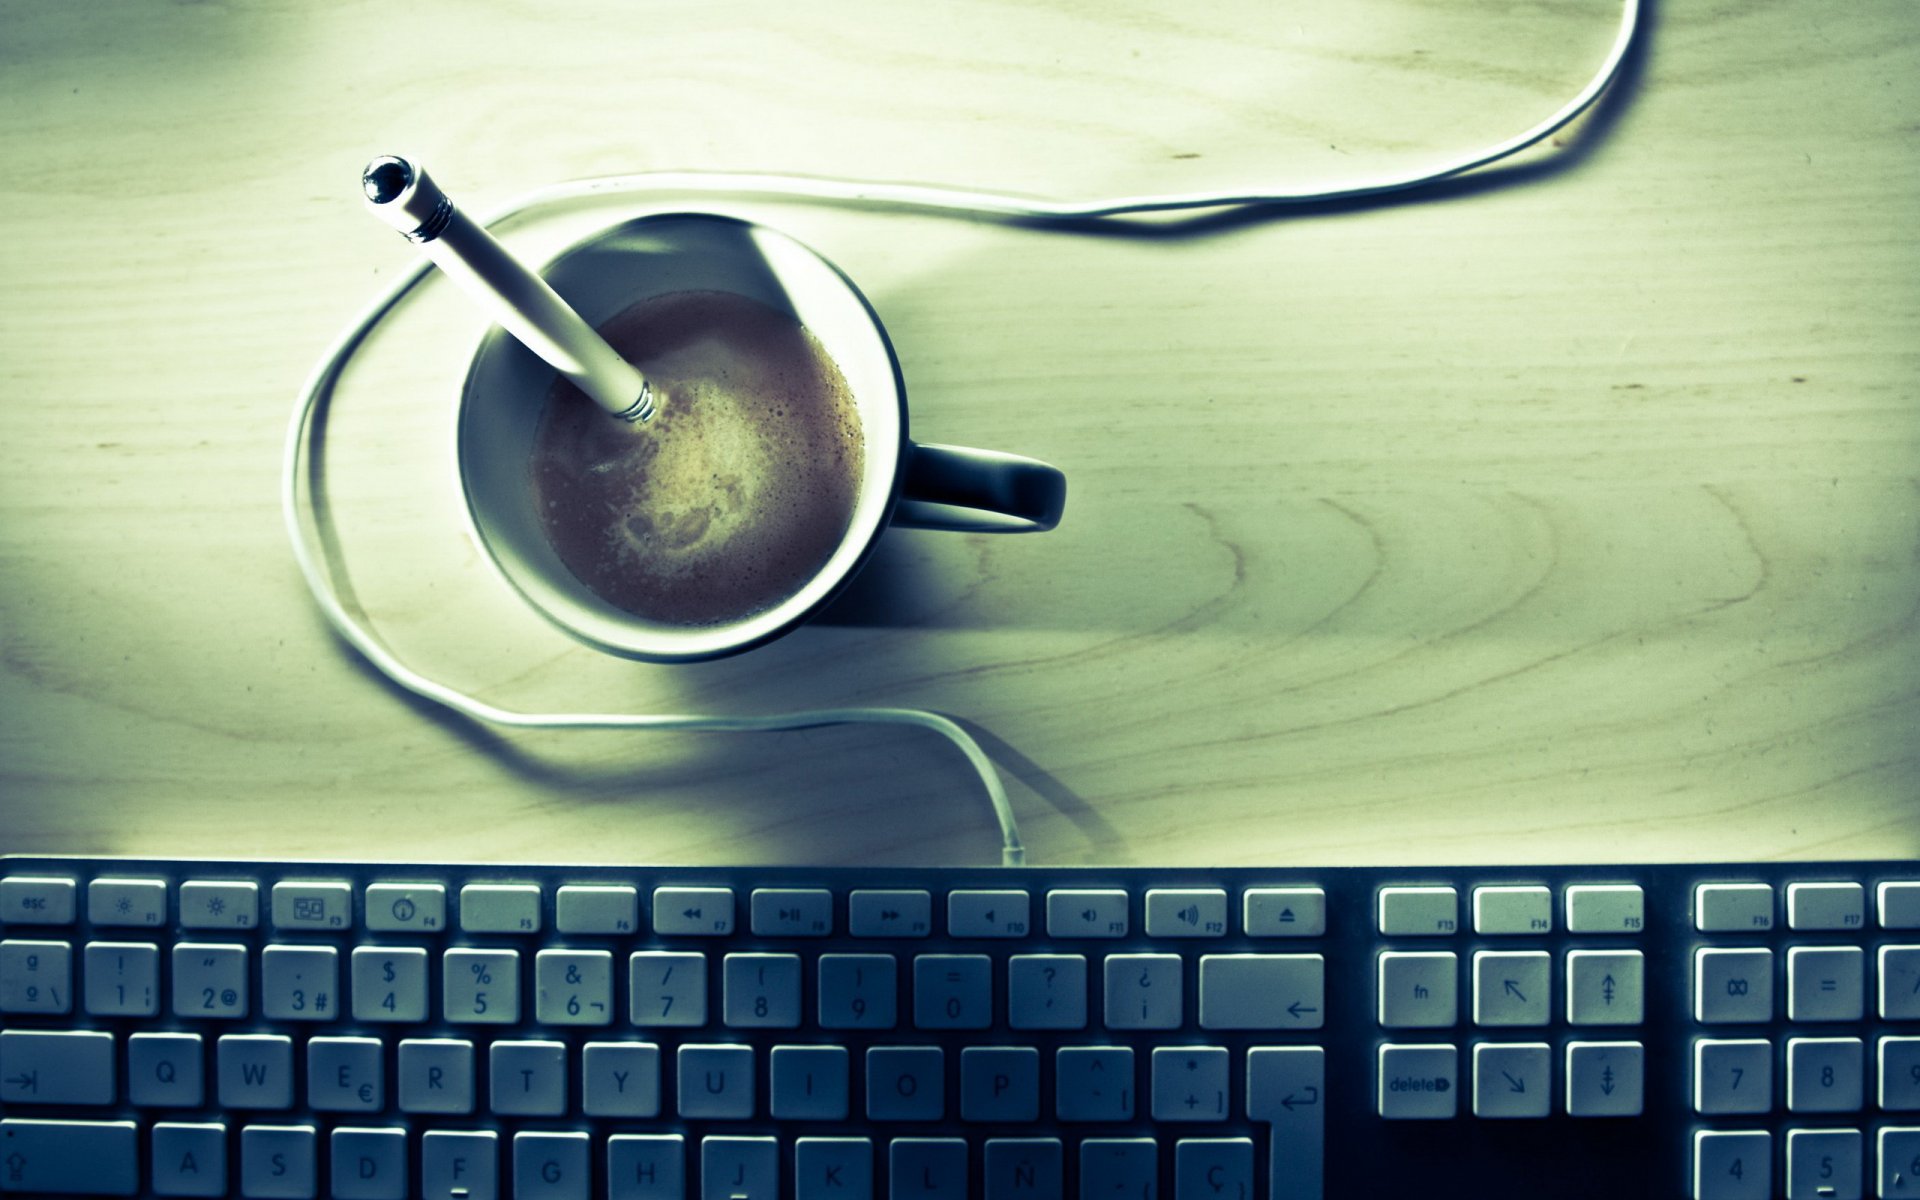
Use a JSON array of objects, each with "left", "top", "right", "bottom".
[{"left": 530, "top": 290, "right": 864, "bottom": 626}]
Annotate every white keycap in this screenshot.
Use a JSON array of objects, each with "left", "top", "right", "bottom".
[
  {"left": 1565, "top": 1040, "right": 1643, "bottom": 1117},
  {"left": 152, "top": 1121, "right": 226, "bottom": 1197},
  {"left": 556, "top": 884, "right": 638, "bottom": 934},
  {"left": 1473, "top": 886, "right": 1553, "bottom": 934},
  {"left": 1175, "top": 1138, "right": 1251, "bottom": 1200},
  {"left": 0, "top": 1119, "right": 137, "bottom": 1196},
  {"left": 866, "top": 1046, "right": 944, "bottom": 1120},
  {"left": 653, "top": 886, "right": 735, "bottom": 936},
  {"left": 1786, "top": 1128, "right": 1861, "bottom": 1200},
  {"left": 1244, "top": 887, "right": 1327, "bottom": 937},
  {"left": 0, "top": 876, "right": 76, "bottom": 924},
  {"left": 332, "top": 1127, "right": 407, "bottom": 1200},
  {"left": 1567, "top": 949, "right": 1644, "bottom": 1025},
  {"left": 218, "top": 1034, "right": 294, "bottom": 1109},
  {"left": 0, "top": 1030, "right": 114, "bottom": 1105},
  {"left": 1246, "top": 1045, "right": 1325, "bottom": 1200},
  {"left": 1104, "top": 953, "right": 1182, "bottom": 1030},
  {"left": 751, "top": 888, "right": 833, "bottom": 936},
  {"left": 914, "top": 954, "right": 992, "bottom": 1029},
  {"left": 270, "top": 880, "right": 350, "bottom": 930},
  {"left": 1081, "top": 1140, "right": 1157, "bottom": 1200},
  {"left": 460, "top": 883, "right": 542, "bottom": 933},
  {"left": 516, "top": 1130, "right": 589, "bottom": 1200},
  {"left": 129, "top": 1032, "right": 205, "bottom": 1108},
  {"left": 1199, "top": 953, "right": 1324, "bottom": 1030},
  {"left": 1008, "top": 953, "right": 1087, "bottom": 1030},
  {"left": 1695, "top": 882, "right": 1774, "bottom": 932},
  {"left": 0, "top": 939, "right": 71, "bottom": 1014},
  {"left": 848, "top": 889, "right": 930, "bottom": 937},
  {"left": 1472, "top": 951, "right": 1550, "bottom": 1027},
  {"left": 796, "top": 1137, "right": 871, "bottom": 1200},
  {"left": 1787, "top": 1036, "right": 1864, "bottom": 1113},
  {"left": 1377, "top": 1043, "right": 1457, "bottom": 1119},
  {"left": 171, "top": 942, "right": 248, "bottom": 1019},
  {"left": 1377, "top": 951, "right": 1457, "bottom": 1028},
  {"left": 536, "top": 948, "right": 615, "bottom": 1025},
  {"left": 1695, "top": 947, "right": 1774, "bottom": 1024},
  {"left": 1565, "top": 884, "right": 1645, "bottom": 933},
  {"left": 261, "top": 943, "right": 339, "bottom": 1020},
  {"left": 1378, "top": 887, "right": 1459, "bottom": 935},
  {"left": 1789, "top": 945, "right": 1864, "bottom": 1022},
  {"left": 491, "top": 1040, "right": 567, "bottom": 1116},
  {"left": 242, "top": 1125, "right": 316, "bottom": 1197},
  {"left": 630, "top": 951, "right": 706, "bottom": 1027},
  {"left": 1145, "top": 888, "right": 1228, "bottom": 937},
  {"left": 399, "top": 1038, "right": 475, "bottom": 1114},
  {"left": 948, "top": 889, "right": 1030, "bottom": 937},
  {"left": 308, "top": 1036, "right": 383, "bottom": 1112},
  {"left": 1046, "top": 889, "right": 1130, "bottom": 938},
  {"left": 1788, "top": 881, "right": 1866, "bottom": 930},
  {"left": 365, "top": 882, "right": 447, "bottom": 932},
  {"left": 1880, "top": 1128, "right": 1920, "bottom": 1200},
  {"left": 1055, "top": 1047, "right": 1134, "bottom": 1122},
  {"left": 1472, "top": 1042, "right": 1551, "bottom": 1118},
  {"left": 1694, "top": 1038, "right": 1772, "bottom": 1115},
  {"left": 83, "top": 941, "right": 158, "bottom": 1016},
  {"left": 583, "top": 1042, "right": 661, "bottom": 1118},
  {"left": 891, "top": 1139, "right": 965, "bottom": 1200},
  {"left": 702, "top": 1136, "right": 777, "bottom": 1200},
  {"left": 1882, "top": 945, "right": 1920, "bottom": 1020},
  {"left": 179, "top": 880, "right": 259, "bottom": 930},
  {"left": 1694, "top": 1130, "right": 1770, "bottom": 1200},
  {"left": 1150, "top": 1045, "right": 1230, "bottom": 1121},
  {"left": 1881, "top": 881, "right": 1920, "bottom": 929},
  {"left": 1883, "top": 1036, "right": 1920, "bottom": 1111},
  {"left": 818, "top": 953, "right": 897, "bottom": 1030},
  {"left": 724, "top": 953, "right": 803, "bottom": 1028},
  {"left": 89, "top": 877, "right": 167, "bottom": 927},
  {"left": 422, "top": 1130, "right": 497, "bottom": 1200},
  {"left": 771, "top": 1044, "right": 850, "bottom": 1119},
  {"left": 443, "top": 948, "right": 519, "bottom": 1024},
  {"left": 351, "top": 946, "right": 430, "bottom": 1022},
  {"left": 607, "top": 1134, "right": 682, "bottom": 1200},
  {"left": 677, "top": 1044, "right": 754, "bottom": 1118}
]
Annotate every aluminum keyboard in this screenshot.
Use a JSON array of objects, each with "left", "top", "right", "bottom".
[{"left": 1, "top": 856, "right": 1916, "bottom": 1199}]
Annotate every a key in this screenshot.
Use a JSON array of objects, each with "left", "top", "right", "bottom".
[
  {"left": 819, "top": 953, "right": 897, "bottom": 1030},
  {"left": 985, "top": 1138, "right": 1063, "bottom": 1200},
  {"left": 1247, "top": 1045, "right": 1325, "bottom": 1200},
  {"left": 629, "top": 951, "right": 706, "bottom": 1027},
  {"left": 1009, "top": 954, "right": 1087, "bottom": 1030},
  {"left": 536, "top": 949, "right": 614, "bottom": 1026},
  {"left": 260, "top": 944, "right": 339, "bottom": 1021},
  {"left": 771, "top": 1045, "right": 850, "bottom": 1120},
  {"left": 332, "top": 1127, "right": 408, "bottom": 1200},
  {"left": 961, "top": 1046, "right": 1041, "bottom": 1121},
  {"left": 351, "top": 946, "right": 429, "bottom": 1023},
  {"left": 866, "top": 1046, "right": 944, "bottom": 1120},
  {"left": 217, "top": 1034, "right": 294, "bottom": 1110},
  {"left": 171, "top": 942, "right": 248, "bottom": 1020},
  {"left": 1080, "top": 1139, "right": 1157, "bottom": 1200},
  {"left": 607, "top": 1134, "right": 682, "bottom": 1200},
  {"left": 514, "top": 1131, "right": 589, "bottom": 1200},
  {"left": 582, "top": 1042, "right": 662, "bottom": 1118},
  {"left": 1056, "top": 1046, "right": 1135, "bottom": 1122},
  {"left": 1199, "top": 953, "right": 1324, "bottom": 1030},
  {"left": 0, "top": 939, "right": 71, "bottom": 1015},
  {"left": 240, "top": 1124, "right": 317, "bottom": 1199},
  {"left": 490, "top": 1040, "right": 567, "bottom": 1117},
  {"left": 913, "top": 954, "right": 991, "bottom": 1029},
  {"left": 398, "top": 1038, "right": 475, "bottom": 1114},
  {"left": 795, "top": 1137, "right": 872, "bottom": 1200},
  {"left": 307, "top": 1036, "right": 383, "bottom": 1112},
  {"left": 677, "top": 1044, "right": 755, "bottom": 1119},
  {"left": 422, "top": 1130, "right": 498, "bottom": 1200},
  {"left": 1104, "top": 954, "right": 1182, "bottom": 1030},
  {"left": 1174, "top": 1138, "right": 1252, "bottom": 1200},
  {"left": 702, "top": 1136, "right": 778, "bottom": 1200},
  {"left": 1150, "top": 1046, "right": 1230, "bottom": 1122},
  {"left": 444, "top": 948, "right": 520, "bottom": 1024}
]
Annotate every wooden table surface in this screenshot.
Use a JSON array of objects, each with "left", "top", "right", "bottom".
[{"left": 2, "top": 0, "right": 1914, "bottom": 869}]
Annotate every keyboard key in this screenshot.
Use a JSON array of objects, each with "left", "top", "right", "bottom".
[
  {"left": 1883, "top": 945, "right": 1920, "bottom": 1020},
  {"left": 179, "top": 880, "right": 259, "bottom": 930},
  {"left": 1880, "top": 1128, "right": 1920, "bottom": 1200},
  {"left": 1566, "top": 949, "right": 1643, "bottom": 1025},
  {"left": 1009, "top": 953, "right": 1088, "bottom": 1030},
  {"left": 0, "top": 1029, "right": 114, "bottom": 1105},
  {"left": 129, "top": 1032, "right": 205, "bottom": 1108},
  {"left": 1244, "top": 886, "right": 1327, "bottom": 937},
  {"left": 1694, "top": 1129, "right": 1770, "bottom": 1200},
  {"left": 1150, "top": 1046, "right": 1229, "bottom": 1122},
  {"left": 398, "top": 1038, "right": 475, "bottom": 1114},
  {"left": 555, "top": 884, "right": 638, "bottom": 934},
  {"left": 535, "top": 948, "right": 614, "bottom": 1025},
  {"left": 80, "top": 940, "right": 155, "bottom": 1016},
  {"left": 0, "top": 939, "right": 71, "bottom": 1014},
  {"left": 583, "top": 1042, "right": 661, "bottom": 1118},
  {"left": 914, "top": 954, "right": 992, "bottom": 1029},
  {"left": 1471, "top": 950, "right": 1550, "bottom": 1026},
  {"left": 152, "top": 1120, "right": 225, "bottom": 1197},
  {"left": 653, "top": 886, "right": 735, "bottom": 936},
  {"left": 460, "top": 883, "right": 541, "bottom": 933},
  {"left": 330, "top": 1127, "right": 406, "bottom": 1200},
  {"left": 1174, "top": 1138, "right": 1251, "bottom": 1200},
  {"left": 948, "top": 889, "right": 1030, "bottom": 937},
  {"left": 1376, "top": 1043, "right": 1457, "bottom": 1119},
  {"left": 515, "top": 1130, "right": 589, "bottom": 1200},
  {"left": 443, "top": 948, "right": 519, "bottom": 1024},
  {"left": 1788, "top": 881, "right": 1866, "bottom": 930},
  {"left": 1046, "top": 888, "right": 1129, "bottom": 938},
  {"left": 1055, "top": 1047, "right": 1134, "bottom": 1122},
  {"left": 0, "top": 1118, "right": 138, "bottom": 1196},
  {"left": 891, "top": 1138, "right": 966, "bottom": 1200},
  {"left": 1198, "top": 953, "right": 1324, "bottom": 1030},
  {"left": 350, "top": 946, "right": 429, "bottom": 1023},
  {"left": 270, "top": 880, "right": 350, "bottom": 931},
  {"left": 606, "top": 1133, "right": 681, "bottom": 1200},
  {"left": 1245, "top": 1046, "right": 1325, "bottom": 1200},
  {"left": 1694, "top": 1038, "right": 1772, "bottom": 1115},
  {"left": 1695, "top": 947, "right": 1773, "bottom": 1024},
  {"left": 1472, "top": 1041, "right": 1550, "bottom": 1118},
  {"left": 1472, "top": 885, "right": 1553, "bottom": 935},
  {"left": 1378, "top": 886, "right": 1459, "bottom": 935},
  {"left": 364, "top": 882, "right": 446, "bottom": 933},
  {"left": 848, "top": 889, "right": 930, "bottom": 937},
  {"left": 1144, "top": 888, "right": 1227, "bottom": 937},
  {"left": 307, "top": 1036, "right": 383, "bottom": 1111},
  {"left": 677, "top": 1044, "right": 754, "bottom": 1118},
  {"left": 218, "top": 1034, "right": 293, "bottom": 1109},
  {"left": 89, "top": 877, "right": 167, "bottom": 927},
  {"left": 629, "top": 951, "right": 706, "bottom": 1027},
  {"left": 1565, "top": 1040, "right": 1644, "bottom": 1117},
  {"left": 1081, "top": 1140, "right": 1157, "bottom": 1200},
  {"left": 750, "top": 888, "right": 833, "bottom": 936},
  {"left": 866, "top": 1046, "right": 944, "bottom": 1120},
  {"left": 0, "top": 876, "right": 76, "bottom": 924},
  {"left": 1104, "top": 953, "right": 1182, "bottom": 1030},
  {"left": 818, "top": 953, "right": 897, "bottom": 1030},
  {"left": 770, "top": 1045, "right": 849, "bottom": 1120},
  {"left": 1565, "top": 884, "right": 1644, "bottom": 934},
  {"left": 701, "top": 1136, "right": 776, "bottom": 1200},
  {"left": 795, "top": 1137, "right": 871, "bottom": 1200},
  {"left": 961, "top": 1046, "right": 1041, "bottom": 1121},
  {"left": 262, "top": 944, "right": 338, "bottom": 1021},
  {"left": 1883, "top": 1037, "right": 1920, "bottom": 1111},
  {"left": 490, "top": 1040, "right": 567, "bottom": 1116},
  {"left": 1377, "top": 952, "right": 1457, "bottom": 1028},
  {"left": 1787, "top": 1036, "right": 1864, "bottom": 1113},
  {"left": 171, "top": 942, "right": 248, "bottom": 1019},
  {"left": 1695, "top": 882, "right": 1773, "bottom": 933},
  {"left": 1881, "top": 881, "right": 1920, "bottom": 929},
  {"left": 422, "top": 1130, "right": 497, "bottom": 1200},
  {"left": 1787, "top": 945, "right": 1864, "bottom": 1022},
  {"left": 723, "top": 952, "right": 802, "bottom": 1028},
  {"left": 1785, "top": 1128, "right": 1861, "bottom": 1200}
]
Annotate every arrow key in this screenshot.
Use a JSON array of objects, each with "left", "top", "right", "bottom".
[
  {"left": 1566, "top": 950, "right": 1644, "bottom": 1026},
  {"left": 1472, "top": 1042, "right": 1550, "bottom": 1118},
  {"left": 1471, "top": 951, "right": 1550, "bottom": 1027},
  {"left": 1566, "top": 1040, "right": 1644, "bottom": 1116}
]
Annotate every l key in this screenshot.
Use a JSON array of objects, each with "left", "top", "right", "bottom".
[{"left": 1247, "top": 1046, "right": 1325, "bottom": 1200}]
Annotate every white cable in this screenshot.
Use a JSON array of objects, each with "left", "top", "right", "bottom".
[{"left": 283, "top": 0, "right": 1639, "bottom": 868}]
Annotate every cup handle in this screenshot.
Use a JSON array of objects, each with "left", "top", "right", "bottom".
[{"left": 892, "top": 441, "right": 1066, "bottom": 533}]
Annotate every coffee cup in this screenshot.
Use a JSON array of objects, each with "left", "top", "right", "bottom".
[{"left": 456, "top": 212, "right": 1066, "bottom": 662}]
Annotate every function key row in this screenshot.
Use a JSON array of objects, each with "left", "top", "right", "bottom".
[{"left": 1696, "top": 880, "right": 1920, "bottom": 933}]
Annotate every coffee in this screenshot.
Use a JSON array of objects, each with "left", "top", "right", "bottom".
[{"left": 529, "top": 290, "right": 864, "bottom": 626}]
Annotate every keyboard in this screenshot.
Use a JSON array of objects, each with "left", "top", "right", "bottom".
[{"left": 1, "top": 857, "right": 1916, "bottom": 1200}]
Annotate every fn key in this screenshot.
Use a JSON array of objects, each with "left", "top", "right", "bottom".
[{"left": 0, "top": 1119, "right": 139, "bottom": 1196}]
